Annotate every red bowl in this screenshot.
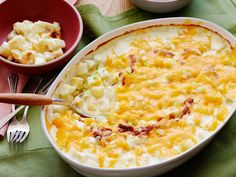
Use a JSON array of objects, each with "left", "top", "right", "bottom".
[{"left": 0, "top": 0, "right": 83, "bottom": 74}]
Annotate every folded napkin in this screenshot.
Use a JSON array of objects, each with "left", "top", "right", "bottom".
[{"left": 0, "top": 65, "right": 28, "bottom": 139}]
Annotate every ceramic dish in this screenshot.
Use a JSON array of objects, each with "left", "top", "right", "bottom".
[
  {"left": 0, "top": 0, "right": 83, "bottom": 74},
  {"left": 41, "top": 17, "right": 236, "bottom": 177},
  {"left": 132, "top": 0, "right": 192, "bottom": 13}
]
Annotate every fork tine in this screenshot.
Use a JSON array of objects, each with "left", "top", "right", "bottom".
[
  {"left": 42, "top": 76, "right": 56, "bottom": 93},
  {"left": 7, "top": 130, "right": 11, "bottom": 143},
  {"left": 11, "top": 130, "right": 19, "bottom": 142},
  {"left": 9, "top": 131, "right": 16, "bottom": 143},
  {"left": 19, "top": 131, "right": 29, "bottom": 143},
  {"left": 37, "top": 76, "right": 56, "bottom": 95},
  {"left": 16, "top": 131, "right": 24, "bottom": 143},
  {"left": 8, "top": 131, "right": 15, "bottom": 143}
]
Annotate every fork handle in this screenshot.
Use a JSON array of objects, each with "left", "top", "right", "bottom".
[{"left": 0, "top": 93, "right": 53, "bottom": 105}]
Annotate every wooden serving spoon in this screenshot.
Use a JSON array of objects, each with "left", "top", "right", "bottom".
[{"left": 0, "top": 93, "right": 90, "bottom": 118}]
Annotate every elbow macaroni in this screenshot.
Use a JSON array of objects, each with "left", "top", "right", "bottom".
[
  {"left": 0, "top": 20, "right": 65, "bottom": 64},
  {"left": 46, "top": 25, "right": 236, "bottom": 168}
]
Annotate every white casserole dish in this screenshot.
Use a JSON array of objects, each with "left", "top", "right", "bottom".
[{"left": 41, "top": 17, "right": 236, "bottom": 177}]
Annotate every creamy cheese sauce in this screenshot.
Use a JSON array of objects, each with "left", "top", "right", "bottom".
[{"left": 46, "top": 25, "right": 236, "bottom": 168}]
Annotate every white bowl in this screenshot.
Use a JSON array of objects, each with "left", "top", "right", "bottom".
[
  {"left": 131, "top": 0, "right": 192, "bottom": 13},
  {"left": 41, "top": 17, "right": 236, "bottom": 177}
]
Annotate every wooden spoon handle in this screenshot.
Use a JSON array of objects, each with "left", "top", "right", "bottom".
[{"left": 0, "top": 93, "right": 53, "bottom": 105}]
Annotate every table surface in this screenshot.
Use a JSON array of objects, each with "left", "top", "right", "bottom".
[
  {"left": 2, "top": 1, "right": 236, "bottom": 177},
  {"left": 78, "top": 0, "right": 134, "bottom": 16},
  {"left": 0, "top": 0, "right": 134, "bottom": 16}
]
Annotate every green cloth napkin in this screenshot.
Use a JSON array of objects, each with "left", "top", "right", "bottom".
[{"left": 2, "top": 0, "right": 236, "bottom": 176}]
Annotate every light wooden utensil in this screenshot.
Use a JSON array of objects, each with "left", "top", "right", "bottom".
[{"left": 0, "top": 93, "right": 91, "bottom": 118}]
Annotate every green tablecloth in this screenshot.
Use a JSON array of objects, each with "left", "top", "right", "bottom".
[{"left": 2, "top": 0, "right": 236, "bottom": 176}]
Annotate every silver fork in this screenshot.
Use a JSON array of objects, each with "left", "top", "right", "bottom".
[
  {"left": 13, "top": 76, "right": 43, "bottom": 143},
  {"left": 37, "top": 76, "right": 55, "bottom": 95},
  {"left": 7, "top": 73, "right": 19, "bottom": 143},
  {"left": 0, "top": 77, "right": 55, "bottom": 132}
]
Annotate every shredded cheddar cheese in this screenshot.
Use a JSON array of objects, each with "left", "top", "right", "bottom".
[{"left": 46, "top": 25, "right": 236, "bottom": 168}]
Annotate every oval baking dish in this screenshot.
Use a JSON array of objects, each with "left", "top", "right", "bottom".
[{"left": 41, "top": 17, "right": 236, "bottom": 177}]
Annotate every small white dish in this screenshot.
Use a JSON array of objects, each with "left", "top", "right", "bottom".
[{"left": 131, "top": 0, "right": 192, "bottom": 13}]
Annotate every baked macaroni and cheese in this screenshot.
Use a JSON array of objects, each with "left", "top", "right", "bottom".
[
  {"left": 0, "top": 20, "right": 65, "bottom": 64},
  {"left": 46, "top": 25, "right": 236, "bottom": 168}
]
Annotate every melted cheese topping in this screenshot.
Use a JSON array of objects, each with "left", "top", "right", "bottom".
[
  {"left": 0, "top": 20, "right": 65, "bottom": 64},
  {"left": 46, "top": 25, "right": 236, "bottom": 168}
]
